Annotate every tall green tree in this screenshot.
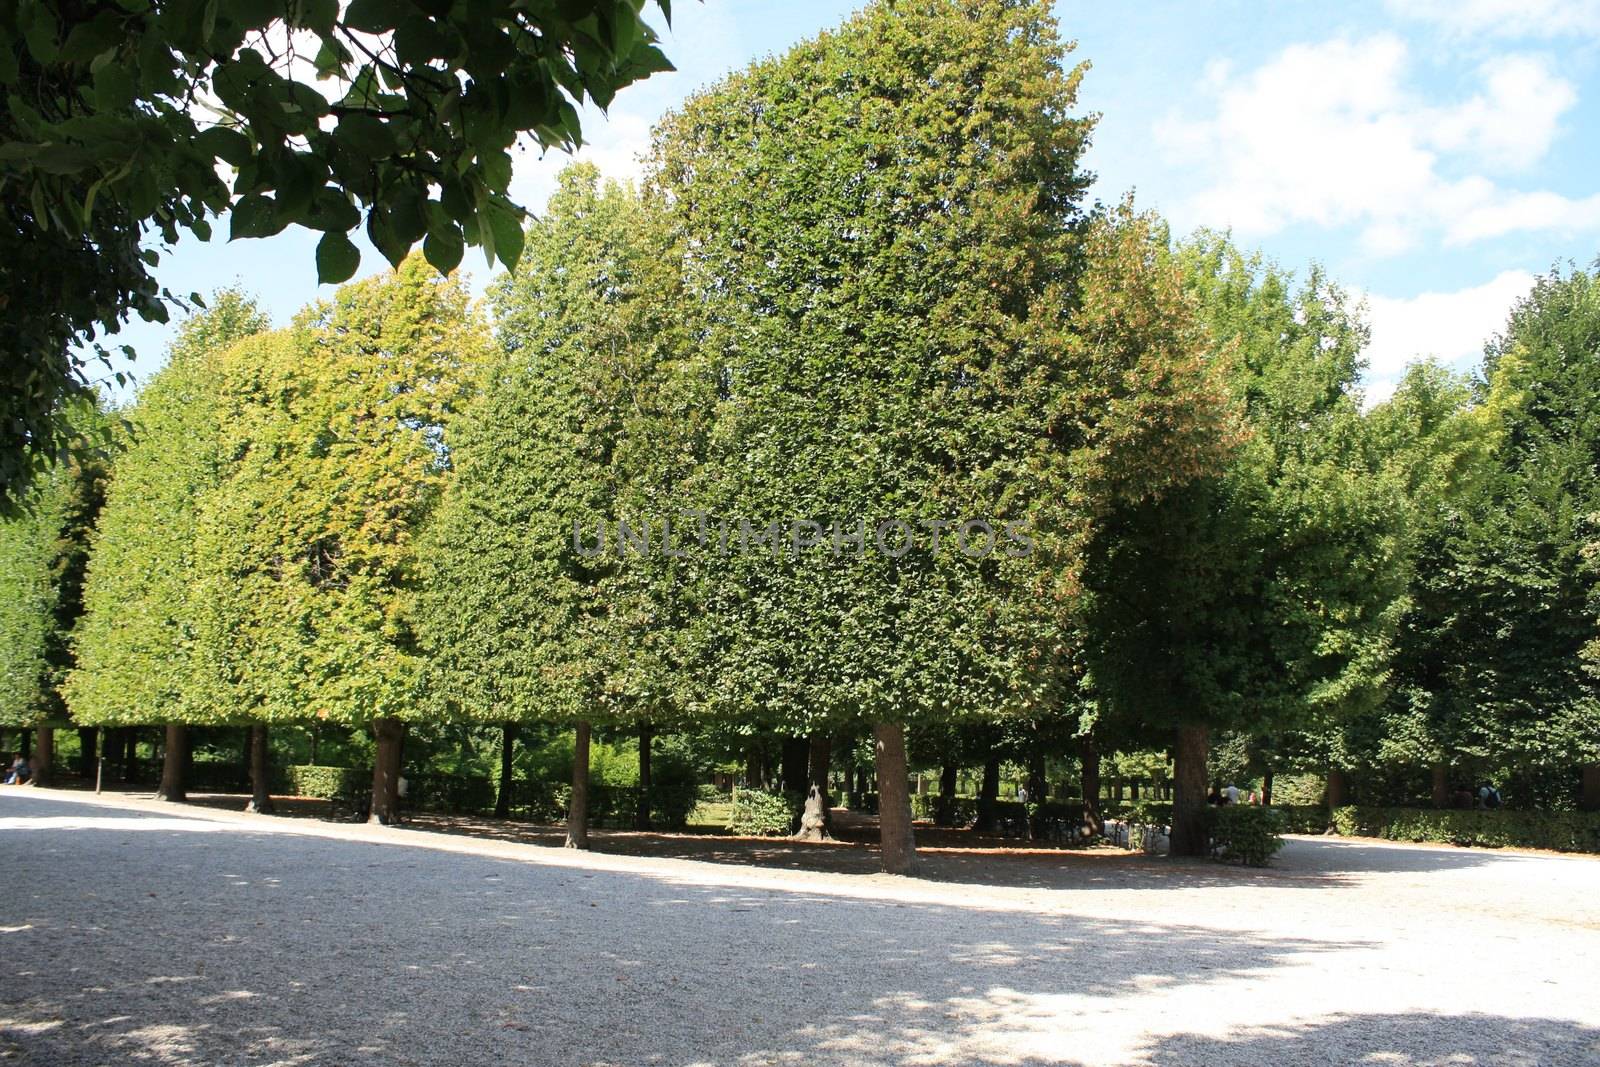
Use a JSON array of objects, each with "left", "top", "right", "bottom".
[
  {"left": 421, "top": 164, "right": 700, "bottom": 847},
  {"left": 652, "top": 0, "right": 1226, "bottom": 871},
  {"left": 0, "top": 398, "right": 107, "bottom": 782},
  {"left": 1379, "top": 267, "right": 1600, "bottom": 805},
  {"left": 190, "top": 258, "right": 489, "bottom": 821},
  {"left": 1, "top": 0, "right": 673, "bottom": 512},
  {"left": 1083, "top": 236, "right": 1409, "bottom": 854},
  {"left": 67, "top": 292, "right": 267, "bottom": 799}
]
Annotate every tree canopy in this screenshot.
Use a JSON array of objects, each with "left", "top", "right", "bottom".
[{"left": 1, "top": 0, "right": 673, "bottom": 513}]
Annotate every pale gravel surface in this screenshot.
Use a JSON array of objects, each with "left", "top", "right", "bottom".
[{"left": 2, "top": 789, "right": 1598, "bottom": 1066}]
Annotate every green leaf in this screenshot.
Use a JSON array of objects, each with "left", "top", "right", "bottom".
[
  {"left": 343, "top": 0, "right": 397, "bottom": 34},
  {"left": 228, "top": 194, "right": 282, "bottom": 239},
  {"left": 335, "top": 113, "right": 395, "bottom": 161},
  {"left": 196, "top": 126, "right": 253, "bottom": 167},
  {"left": 484, "top": 200, "right": 524, "bottom": 270},
  {"left": 423, "top": 227, "right": 463, "bottom": 275},
  {"left": 316, "top": 229, "right": 361, "bottom": 284}
]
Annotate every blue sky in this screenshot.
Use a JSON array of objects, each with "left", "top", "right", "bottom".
[{"left": 106, "top": 0, "right": 1600, "bottom": 404}]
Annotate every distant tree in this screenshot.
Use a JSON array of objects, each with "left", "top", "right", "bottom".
[
  {"left": 0, "top": 0, "right": 673, "bottom": 512},
  {"left": 0, "top": 399, "right": 107, "bottom": 781},
  {"left": 1382, "top": 267, "right": 1600, "bottom": 805}
]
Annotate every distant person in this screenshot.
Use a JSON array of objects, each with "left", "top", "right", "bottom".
[
  {"left": 1016, "top": 784, "right": 1029, "bottom": 806},
  {"left": 1207, "top": 785, "right": 1223, "bottom": 806},
  {"left": 1224, "top": 783, "right": 1239, "bottom": 805},
  {"left": 6, "top": 754, "right": 30, "bottom": 785},
  {"left": 1479, "top": 784, "right": 1502, "bottom": 810}
]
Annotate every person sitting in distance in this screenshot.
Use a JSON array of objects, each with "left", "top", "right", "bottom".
[{"left": 5, "top": 753, "right": 30, "bottom": 785}]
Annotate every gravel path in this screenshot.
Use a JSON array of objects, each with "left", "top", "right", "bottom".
[{"left": 2, "top": 788, "right": 1597, "bottom": 1066}]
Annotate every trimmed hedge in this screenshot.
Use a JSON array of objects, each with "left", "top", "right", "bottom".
[
  {"left": 275, "top": 764, "right": 368, "bottom": 800},
  {"left": 1207, "top": 806, "right": 1285, "bottom": 867},
  {"left": 1331, "top": 805, "right": 1600, "bottom": 854},
  {"left": 726, "top": 789, "right": 801, "bottom": 836},
  {"left": 1271, "top": 804, "right": 1331, "bottom": 835}
]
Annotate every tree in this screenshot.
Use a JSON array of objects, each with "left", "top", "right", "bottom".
[
  {"left": 189, "top": 258, "right": 489, "bottom": 822},
  {"left": 66, "top": 292, "right": 268, "bottom": 799},
  {"left": 0, "top": 0, "right": 674, "bottom": 512},
  {"left": 420, "top": 164, "right": 700, "bottom": 848},
  {"left": 653, "top": 0, "right": 1122, "bottom": 874},
  {"left": 0, "top": 398, "right": 107, "bottom": 783},
  {"left": 1367, "top": 267, "right": 1600, "bottom": 806},
  {"left": 1082, "top": 236, "right": 1408, "bottom": 855}
]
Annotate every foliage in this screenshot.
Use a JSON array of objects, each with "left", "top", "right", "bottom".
[
  {"left": 66, "top": 293, "right": 268, "bottom": 726},
  {"left": 1084, "top": 236, "right": 1408, "bottom": 750},
  {"left": 1272, "top": 804, "right": 1331, "bottom": 835},
  {"left": 1331, "top": 805, "right": 1600, "bottom": 854},
  {"left": 652, "top": 0, "right": 1227, "bottom": 741},
  {"left": 725, "top": 789, "right": 800, "bottom": 837},
  {"left": 191, "top": 257, "right": 487, "bottom": 727},
  {"left": 422, "top": 164, "right": 699, "bottom": 730},
  {"left": 1206, "top": 806, "right": 1285, "bottom": 866},
  {"left": 0, "top": 400, "right": 106, "bottom": 726},
  {"left": 0, "top": 0, "right": 674, "bottom": 510},
  {"left": 276, "top": 764, "right": 367, "bottom": 800}
]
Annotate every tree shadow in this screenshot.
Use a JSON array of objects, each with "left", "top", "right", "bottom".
[{"left": 2, "top": 796, "right": 1381, "bottom": 1066}]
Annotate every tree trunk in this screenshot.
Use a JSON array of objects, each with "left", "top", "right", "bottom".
[
  {"left": 1262, "top": 769, "right": 1275, "bottom": 806},
  {"left": 156, "top": 723, "right": 188, "bottom": 802},
  {"left": 309, "top": 720, "right": 321, "bottom": 765},
  {"left": 119, "top": 728, "right": 137, "bottom": 781},
  {"left": 779, "top": 735, "right": 809, "bottom": 795},
  {"left": 874, "top": 722, "right": 917, "bottom": 875},
  {"left": 806, "top": 733, "right": 832, "bottom": 835},
  {"left": 1431, "top": 762, "right": 1449, "bottom": 809},
  {"left": 495, "top": 723, "right": 517, "bottom": 820},
  {"left": 1169, "top": 723, "right": 1210, "bottom": 857},
  {"left": 1079, "top": 734, "right": 1102, "bottom": 839},
  {"left": 31, "top": 726, "right": 54, "bottom": 787},
  {"left": 1582, "top": 763, "right": 1600, "bottom": 812},
  {"left": 1326, "top": 767, "right": 1348, "bottom": 809},
  {"left": 936, "top": 763, "right": 959, "bottom": 826},
  {"left": 743, "top": 744, "right": 761, "bottom": 789},
  {"left": 368, "top": 718, "right": 405, "bottom": 825},
  {"left": 245, "top": 724, "right": 274, "bottom": 814},
  {"left": 565, "top": 720, "right": 591, "bottom": 849},
  {"left": 18, "top": 728, "right": 29, "bottom": 759},
  {"left": 975, "top": 754, "right": 1001, "bottom": 832},
  {"left": 77, "top": 727, "right": 97, "bottom": 779},
  {"left": 635, "top": 722, "right": 653, "bottom": 831}
]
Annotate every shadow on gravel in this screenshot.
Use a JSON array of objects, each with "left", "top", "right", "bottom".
[
  {"left": 1127, "top": 1011, "right": 1600, "bottom": 1067},
  {"left": 1, "top": 799, "right": 1376, "bottom": 1067}
]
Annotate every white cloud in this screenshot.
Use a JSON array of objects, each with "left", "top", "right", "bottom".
[
  {"left": 1386, "top": 0, "right": 1600, "bottom": 38},
  {"left": 1157, "top": 36, "right": 1589, "bottom": 251},
  {"left": 1361, "top": 269, "right": 1534, "bottom": 401}
]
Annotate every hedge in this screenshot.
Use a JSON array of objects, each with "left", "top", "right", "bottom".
[
  {"left": 726, "top": 789, "right": 801, "bottom": 836},
  {"left": 1331, "top": 805, "right": 1600, "bottom": 854},
  {"left": 1271, "top": 804, "right": 1330, "bottom": 834},
  {"left": 275, "top": 764, "right": 368, "bottom": 800},
  {"left": 1206, "top": 806, "right": 1285, "bottom": 866}
]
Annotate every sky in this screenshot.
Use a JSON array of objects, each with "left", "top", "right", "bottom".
[{"left": 104, "top": 0, "right": 1600, "bottom": 405}]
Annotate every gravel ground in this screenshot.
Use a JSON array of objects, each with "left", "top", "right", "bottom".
[{"left": 2, "top": 788, "right": 1597, "bottom": 1067}]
